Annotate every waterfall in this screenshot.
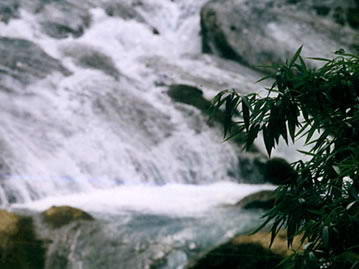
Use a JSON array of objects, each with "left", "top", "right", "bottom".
[{"left": 0, "top": 0, "right": 267, "bottom": 206}]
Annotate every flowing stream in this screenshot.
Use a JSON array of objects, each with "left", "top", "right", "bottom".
[{"left": 0, "top": 0, "right": 277, "bottom": 268}]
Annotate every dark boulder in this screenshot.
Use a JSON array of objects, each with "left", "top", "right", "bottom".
[
  {"left": 41, "top": 206, "right": 94, "bottom": 229},
  {"left": 201, "top": 0, "right": 359, "bottom": 69},
  {"left": 168, "top": 84, "right": 210, "bottom": 111},
  {"left": 0, "top": 37, "right": 70, "bottom": 91},
  {"left": 264, "top": 157, "right": 297, "bottom": 185}
]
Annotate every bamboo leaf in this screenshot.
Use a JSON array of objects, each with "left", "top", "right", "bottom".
[
  {"left": 242, "top": 98, "right": 250, "bottom": 131},
  {"left": 263, "top": 126, "right": 273, "bottom": 156},
  {"left": 289, "top": 45, "right": 303, "bottom": 68}
]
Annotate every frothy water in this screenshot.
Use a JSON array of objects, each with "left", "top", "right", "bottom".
[{"left": 15, "top": 182, "right": 273, "bottom": 216}]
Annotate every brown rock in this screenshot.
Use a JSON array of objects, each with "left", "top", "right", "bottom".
[
  {"left": 232, "top": 230, "right": 303, "bottom": 257},
  {"left": 0, "top": 210, "right": 45, "bottom": 269},
  {"left": 187, "top": 230, "right": 303, "bottom": 269},
  {"left": 41, "top": 206, "right": 94, "bottom": 229}
]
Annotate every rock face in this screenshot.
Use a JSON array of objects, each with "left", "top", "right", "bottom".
[
  {"left": 187, "top": 231, "right": 303, "bottom": 269},
  {"left": 201, "top": 0, "right": 359, "bottom": 69},
  {"left": 0, "top": 37, "right": 69, "bottom": 91},
  {"left": 237, "top": 190, "right": 276, "bottom": 210},
  {"left": 0, "top": 210, "right": 45, "bottom": 269},
  {"left": 41, "top": 206, "right": 94, "bottom": 229}
]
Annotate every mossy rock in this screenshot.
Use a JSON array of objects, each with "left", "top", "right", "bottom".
[
  {"left": 187, "top": 242, "right": 282, "bottom": 269},
  {"left": 187, "top": 231, "right": 303, "bottom": 269},
  {"left": 41, "top": 206, "right": 94, "bottom": 229},
  {"left": 231, "top": 231, "right": 303, "bottom": 257},
  {"left": 0, "top": 210, "right": 45, "bottom": 269},
  {"left": 237, "top": 190, "right": 276, "bottom": 210}
]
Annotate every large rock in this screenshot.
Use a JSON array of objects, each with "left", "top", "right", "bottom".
[
  {"left": 201, "top": 0, "right": 359, "bottom": 69},
  {"left": 187, "top": 230, "right": 302, "bottom": 269},
  {"left": 0, "top": 37, "right": 70, "bottom": 91},
  {"left": 41, "top": 206, "right": 94, "bottom": 229},
  {"left": 0, "top": 210, "right": 45, "bottom": 269}
]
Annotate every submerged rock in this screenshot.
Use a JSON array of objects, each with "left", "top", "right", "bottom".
[
  {"left": 62, "top": 44, "right": 120, "bottom": 80},
  {"left": 201, "top": 0, "right": 359, "bottom": 69},
  {"left": 38, "top": 1, "right": 91, "bottom": 39},
  {"left": 0, "top": 37, "right": 70, "bottom": 91},
  {"left": 104, "top": 2, "right": 146, "bottom": 22},
  {"left": 41, "top": 206, "right": 94, "bottom": 229},
  {"left": 0, "top": 210, "right": 45, "bottom": 269}
]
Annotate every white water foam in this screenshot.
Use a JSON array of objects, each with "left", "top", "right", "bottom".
[{"left": 14, "top": 182, "right": 274, "bottom": 216}]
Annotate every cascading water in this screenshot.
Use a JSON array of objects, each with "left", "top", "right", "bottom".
[
  {"left": 0, "top": 0, "right": 275, "bottom": 268},
  {"left": 0, "top": 0, "right": 266, "bottom": 205}
]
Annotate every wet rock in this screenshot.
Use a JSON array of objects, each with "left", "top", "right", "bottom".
[
  {"left": 0, "top": 0, "right": 19, "bottom": 23},
  {"left": 62, "top": 44, "right": 120, "bottom": 79},
  {"left": 168, "top": 84, "right": 210, "bottom": 111},
  {"left": 201, "top": 0, "right": 359, "bottom": 69},
  {"left": 38, "top": 1, "right": 91, "bottom": 39},
  {"left": 0, "top": 210, "right": 45, "bottom": 269},
  {"left": 41, "top": 206, "right": 94, "bottom": 229},
  {"left": 0, "top": 37, "right": 70, "bottom": 91},
  {"left": 237, "top": 190, "right": 276, "bottom": 210},
  {"left": 104, "top": 2, "right": 146, "bottom": 22}
]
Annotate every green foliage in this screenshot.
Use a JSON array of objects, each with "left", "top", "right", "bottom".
[{"left": 211, "top": 47, "right": 359, "bottom": 268}]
